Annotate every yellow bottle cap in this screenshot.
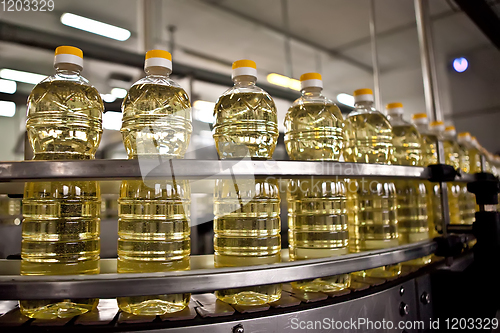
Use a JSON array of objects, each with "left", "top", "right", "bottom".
[
  {"left": 353, "top": 88, "right": 374, "bottom": 103},
  {"left": 387, "top": 102, "right": 403, "bottom": 109},
  {"left": 144, "top": 49, "right": 172, "bottom": 71},
  {"left": 232, "top": 59, "right": 257, "bottom": 79},
  {"left": 412, "top": 113, "right": 428, "bottom": 119},
  {"left": 430, "top": 120, "right": 444, "bottom": 126},
  {"left": 457, "top": 132, "right": 471, "bottom": 138},
  {"left": 54, "top": 45, "right": 83, "bottom": 69},
  {"left": 299, "top": 72, "right": 323, "bottom": 90},
  {"left": 445, "top": 125, "right": 456, "bottom": 132}
]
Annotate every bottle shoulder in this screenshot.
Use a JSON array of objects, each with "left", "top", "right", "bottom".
[
  {"left": 28, "top": 76, "right": 103, "bottom": 112},
  {"left": 346, "top": 109, "right": 392, "bottom": 129},
  {"left": 131, "top": 75, "right": 182, "bottom": 89}
]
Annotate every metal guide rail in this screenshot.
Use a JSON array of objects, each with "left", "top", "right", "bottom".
[
  {"left": 0, "top": 159, "right": 475, "bottom": 182},
  {"left": 0, "top": 241, "right": 436, "bottom": 300}
]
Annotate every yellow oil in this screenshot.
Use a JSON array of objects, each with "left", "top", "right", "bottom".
[
  {"left": 121, "top": 84, "right": 192, "bottom": 158},
  {"left": 287, "top": 179, "right": 350, "bottom": 291},
  {"left": 284, "top": 100, "right": 350, "bottom": 292},
  {"left": 344, "top": 110, "right": 400, "bottom": 278},
  {"left": 213, "top": 92, "right": 278, "bottom": 159},
  {"left": 213, "top": 178, "right": 281, "bottom": 305},
  {"left": 117, "top": 180, "right": 191, "bottom": 315},
  {"left": 418, "top": 133, "right": 441, "bottom": 237},
  {"left": 21, "top": 78, "right": 103, "bottom": 319},
  {"left": 444, "top": 140, "right": 461, "bottom": 224},
  {"left": 213, "top": 82, "right": 280, "bottom": 305},
  {"left": 390, "top": 122, "right": 430, "bottom": 265},
  {"left": 458, "top": 144, "right": 475, "bottom": 225},
  {"left": 284, "top": 103, "right": 344, "bottom": 160},
  {"left": 118, "top": 79, "right": 192, "bottom": 314}
]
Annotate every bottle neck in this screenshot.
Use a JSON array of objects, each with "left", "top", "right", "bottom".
[
  {"left": 414, "top": 123, "right": 429, "bottom": 133},
  {"left": 233, "top": 75, "right": 256, "bottom": 87},
  {"left": 387, "top": 113, "right": 403, "bottom": 122},
  {"left": 145, "top": 66, "right": 171, "bottom": 77},
  {"left": 301, "top": 87, "right": 322, "bottom": 97},
  {"left": 55, "top": 63, "right": 82, "bottom": 76},
  {"left": 354, "top": 100, "right": 375, "bottom": 111}
]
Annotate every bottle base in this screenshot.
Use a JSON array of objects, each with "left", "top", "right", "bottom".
[
  {"left": 291, "top": 274, "right": 351, "bottom": 293},
  {"left": 215, "top": 285, "right": 281, "bottom": 306},
  {"left": 353, "top": 263, "right": 402, "bottom": 278},
  {"left": 117, "top": 294, "right": 190, "bottom": 315},
  {"left": 403, "top": 255, "right": 432, "bottom": 266},
  {"left": 19, "top": 299, "right": 98, "bottom": 319}
]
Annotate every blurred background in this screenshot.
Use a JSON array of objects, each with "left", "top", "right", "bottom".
[{"left": 0, "top": 0, "right": 499, "bottom": 257}]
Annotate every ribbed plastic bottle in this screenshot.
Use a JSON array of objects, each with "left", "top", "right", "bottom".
[
  {"left": 456, "top": 132, "right": 476, "bottom": 225},
  {"left": 344, "top": 89, "right": 400, "bottom": 278},
  {"left": 117, "top": 50, "right": 192, "bottom": 315},
  {"left": 21, "top": 46, "right": 103, "bottom": 319},
  {"left": 469, "top": 136, "right": 483, "bottom": 174},
  {"left": 411, "top": 113, "right": 440, "bottom": 237},
  {"left": 386, "top": 104, "right": 429, "bottom": 265},
  {"left": 213, "top": 60, "right": 281, "bottom": 305},
  {"left": 284, "top": 73, "right": 349, "bottom": 292},
  {"left": 429, "top": 121, "right": 461, "bottom": 225}
]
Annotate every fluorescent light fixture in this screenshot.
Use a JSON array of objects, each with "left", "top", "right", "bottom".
[
  {"left": 0, "top": 69, "right": 46, "bottom": 85},
  {"left": 111, "top": 87, "right": 128, "bottom": 99},
  {"left": 0, "top": 79, "right": 16, "bottom": 94},
  {"left": 0, "top": 101, "right": 16, "bottom": 117},
  {"left": 336, "top": 93, "right": 355, "bottom": 107},
  {"left": 453, "top": 57, "right": 468, "bottom": 73},
  {"left": 100, "top": 93, "right": 117, "bottom": 103},
  {"left": 193, "top": 100, "right": 215, "bottom": 123},
  {"left": 60, "top": 13, "right": 131, "bottom": 41},
  {"left": 102, "top": 111, "right": 123, "bottom": 131},
  {"left": 266, "top": 73, "right": 301, "bottom": 91}
]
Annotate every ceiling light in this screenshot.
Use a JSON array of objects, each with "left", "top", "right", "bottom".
[
  {"left": 111, "top": 88, "right": 128, "bottom": 99},
  {"left": 193, "top": 100, "right": 215, "bottom": 123},
  {"left": 0, "top": 101, "right": 16, "bottom": 117},
  {"left": 0, "top": 79, "right": 16, "bottom": 94},
  {"left": 336, "top": 93, "right": 355, "bottom": 107},
  {"left": 266, "top": 73, "right": 300, "bottom": 91},
  {"left": 100, "top": 93, "right": 117, "bottom": 103},
  {"left": 453, "top": 57, "right": 468, "bottom": 73},
  {"left": 60, "top": 13, "right": 131, "bottom": 41},
  {"left": 102, "top": 111, "right": 123, "bottom": 131},
  {"left": 0, "top": 69, "right": 46, "bottom": 85}
]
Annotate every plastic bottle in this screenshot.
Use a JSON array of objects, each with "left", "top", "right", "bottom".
[
  {"left": 429, "top": 121, "right": 461, "bottom": 225},
  {"left": 412, "top": 113, "right": 441, "bottom": 237},
  {"left": 386, "top": 104, "right": 429, "bottom": 266},
  {"left": 344, "top": 89, "right": 400, "bottom": 278},
  {"left": 284, "top": 73, "right": 349, "bottom": 292},
  {"left": 117, "top": 50, "right": 192, "bottom": 315},
  {"left": 213, "top": 60, "right": 281, "bottom": 305},
  {"left": 457, "top": 132, "right": 476, "bottom": 225},
  {"left": 21, "top": 46, "right": 103, "bottom": 319}
]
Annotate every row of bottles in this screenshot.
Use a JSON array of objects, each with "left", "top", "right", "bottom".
[{"left": 19, "top": 46, "right": 498, "bottom": 319}]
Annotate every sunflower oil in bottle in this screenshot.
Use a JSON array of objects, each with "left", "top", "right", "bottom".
[
  {"left": 117, "top": 50, "right": 192, "bottom": 315},
  {"left": 457, "top": 132, "right": 476, "bottom": 225},
  {"left": 428, "top": 121, "right": 461, "bottom": 226},
  {"left": 412, "top": 113, "right": 441, "bottom": 237},
  {"left": 469, "top": 137, "right": 483, "bottom": 174},
  {"left": 284, "top": 73, "right": 349, "bottom": 292},
  {"left": 213, "top": 60, "right": 281, "bottom": 305},
  {"left": 344, "top": 89, "right": 400, "bottom": 278},
  {"left": 386, "top": 104, "right": 429, "bottom": 266},
  {"left": 20, "top": 46, "right": 103, "bottom": 319}
]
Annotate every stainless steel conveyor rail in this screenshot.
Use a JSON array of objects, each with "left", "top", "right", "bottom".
[
  {"left": 0, "top": 159, "right": 474, "bottom": 182},
  {"left": 0, "top": 241, "right": 437, "bottom": 300}
]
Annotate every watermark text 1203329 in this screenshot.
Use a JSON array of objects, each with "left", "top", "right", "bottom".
[{"left": 2, "top": 0, "right": 54, "bottom": 11}]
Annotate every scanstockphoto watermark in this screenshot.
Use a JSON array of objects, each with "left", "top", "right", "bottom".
[{"left": 290, "top": 317, "right": 425, "bottom": 331}]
